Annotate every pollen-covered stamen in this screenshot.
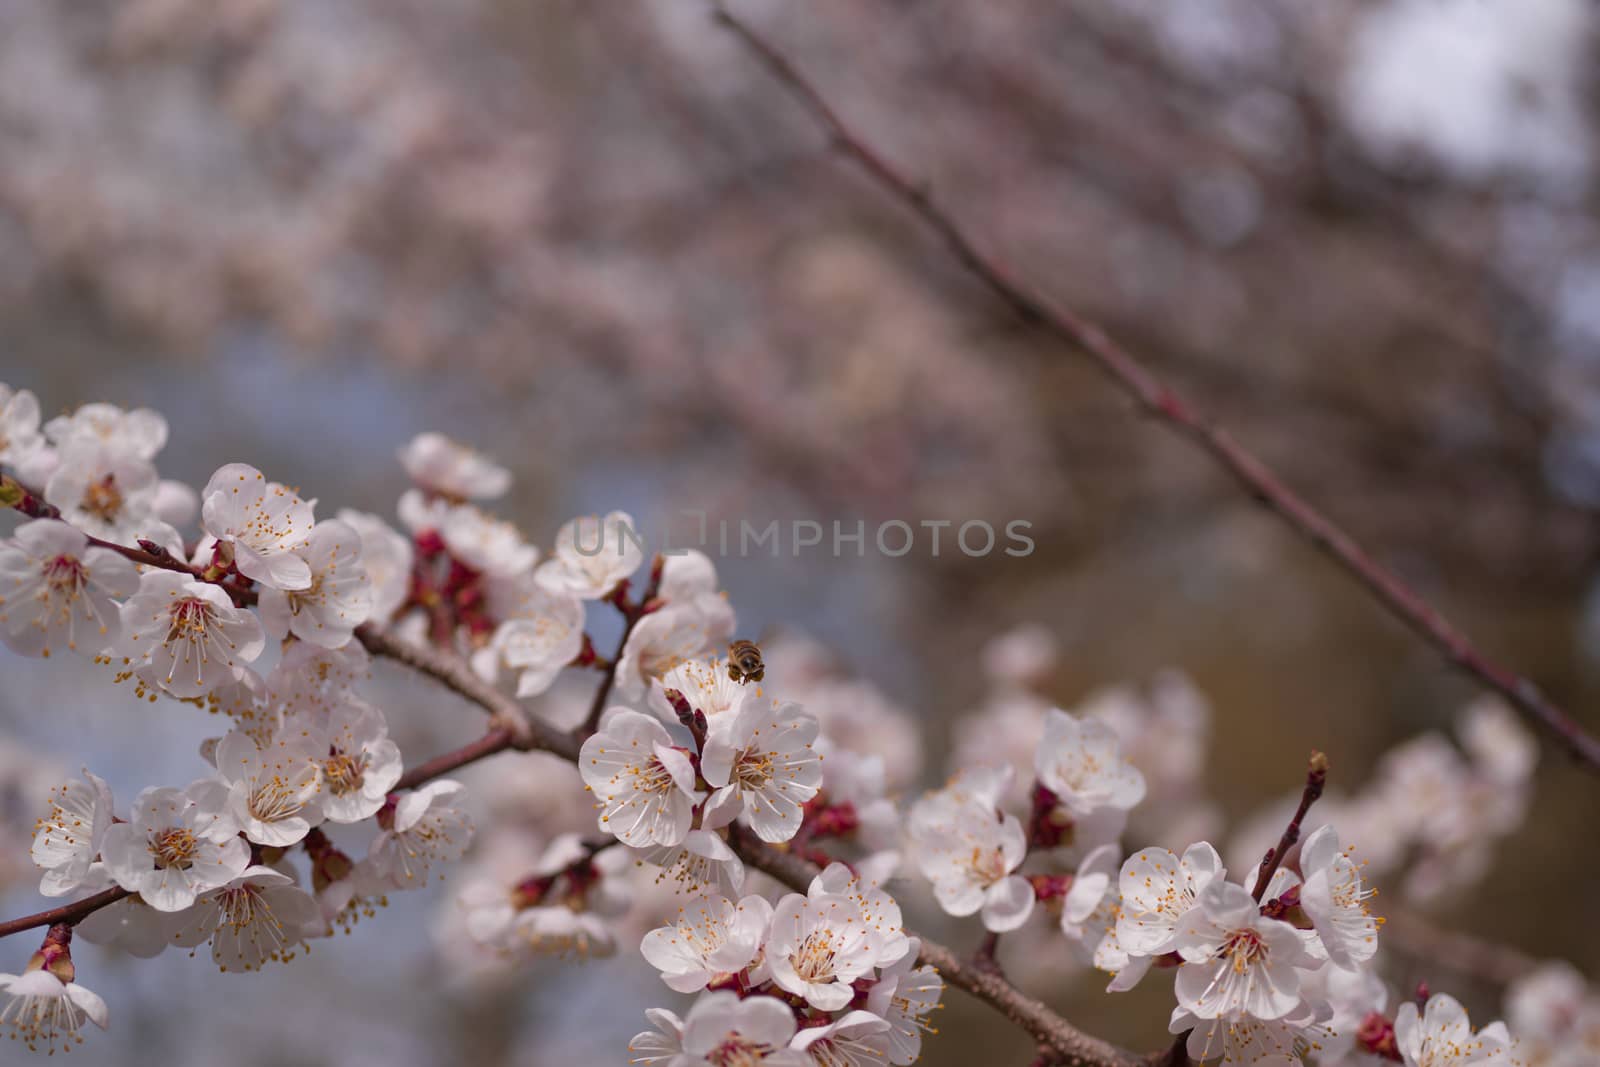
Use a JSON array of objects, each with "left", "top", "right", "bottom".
[
  {"left": 282, "top": 573, "right": 327, "bottom": 616},
  {"left": 156, "top": 595, "right": 243, "bottom": 690},
  {"left": 707, "top": 1035, "right": 774, "bottom": 1067},
  {"left": 964, "top": 845, "right": 1009, "bottom": 888},
  {"left": 1223, "top": 929, "right": 1267, "bottom": 974},
  {"left": 34, "top": 783, "right": 94, "bottom": 855},
  {"left": 735, "top": 751, "right": 776, "bottom": 790},
  {"left": 216, "top": 884, "right": 291, "bottom": 960},
  {"left": 628, "top": 755, "right": 678, "bottom": 796},
  {"left": 322, "top": 749, "right": 369, "bottom": 796},
  {"left": 791, "top": 928, "right": 842, "bottom": 984},
  {"left": 0, "top": 988, "right": 91, "bottom": 1054},
  {"left": 151, "top": 827, "right": 199, "bottom": 870},
  {"left": 43, "top": 555, "right": 87, "bottom": 597},
  {"left": 80, "top": 475, "right": 123, "bottom": 524},
  {"left": 248, "top": 774, "right": 307, "bottom": 824},
  {"left": 164, "top": 597, "right": 215, "bottom": 646}
]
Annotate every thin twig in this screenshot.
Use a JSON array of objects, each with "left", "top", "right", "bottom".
[
  {"left": 1251, "top": 751, "right": 1329, "bottom": 902},
  {"left": 973, "top": 930, "right": 1004, "bottom": 977},
  {"left": 395, "top": 727, "right": 519, "bottom": 790},
  {"left": 580, "top": 554, "right": 664, "bottom": 737},
  {"left": 709, "top": 6, "right": 1600, "bottom": 774},
  {"left": 356, "top": 624, "right": 576, "bottom": 760}
]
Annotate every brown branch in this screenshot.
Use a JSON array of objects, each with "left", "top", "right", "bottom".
[
  {"left": 0, "top": 887, "right": 130, "bottom": 941},
  {"left": 355, "top": 624, "right": 579, "bottom": 761},
  {"left": 709, "top": 6, "right": 1600, "bottom": 774},
  {"left": 395, "top": 727, "right": 518, "bottom": 790},
  {"left": 2, "top": 472, "right": 257, "bottom": 605}
]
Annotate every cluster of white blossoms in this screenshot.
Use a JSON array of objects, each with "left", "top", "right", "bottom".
[
  {"left": 631, "top": 863, "right": 942, "bottom": 1066},
  {"left": 0, "top": 382, "right": 1577, "bottom": 1065},
  {"left": 915, "top": 627, "right": 1536, "bottom": 1067},
  {"left": 0, "top": 386, "right": 536, "bottom": 1050}
]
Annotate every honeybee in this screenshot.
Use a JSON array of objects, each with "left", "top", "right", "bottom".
[{"left": 727, "top": 639, "right": 765, "bottom": 684}]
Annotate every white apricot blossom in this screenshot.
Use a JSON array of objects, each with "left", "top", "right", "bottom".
[
  {"left": 909, "top": 771, "right": 1034, "bottom": 932},
  {"left": 1396, "top": 992, "right": 1519, "bottom": 1067},
  {"left": 43, "top": 403, "right": 167, "bottom": 461},
  {"left": 0, "top": 519, "right": 138, "bottom": 657},
  {"left": 168, "top": 864, "right": 323, "bottom": 972},
  {"left": 0, "top": 969, "right": 108, "bottom": 1053},
  {"left": 100, "top": 784, "right": 249, "bottom": 912},
  {"left": 366, "top": 780, "right": 474, "bottom": 889},
  {"left": 1035, "top": 707, "right": 1146, "bottom": 815},
  {"left": 808, "top": 862, "right": 910, "bottom": 969},
  {"left": 578, "top": 710, "right": 699, "bottom": 848},
  {"left": 115, "top": 571, "right": 265, "bottom": 698},
  {"left": 257, "top": 519, "right": 373, "bottom": 648},
  {"left": 765, "top": 888, "right": 876, "bottom": 1011},
  {"left": 439, "top": 506, "right": 538, "bottom": 578},
  {"left": 303, "top": 702, "right": 402, "bottom": 824},
  {"left": 43, "top": 443, "right": 168, "bottom": 547},
  {"left": 628, "top": 1007, "right": 688, "bottom": 1065},
  {"left": 397, "top": 432, "right": 511, "bottom": 500},
  {"left": 700, "top": 699, "right": 822, "bottom": 843},
  {"left": 867, "top": 937, "right": 945, "bottom": 1066},
  {"left": 473, "top": 588, "right": 584, "bottom": 698},
  {"left": 200, "top": 463, "right": 316, "bottom": 590},
  {"left": 1114, "top": 841, "right": 1225, "bottom": 961},
  {"left": 1297, "top": 824, "right": 1380, "bottom": 970},
  {"left": 535, "top": 510, "right": 643, "bottom": 599},
  {"left": 634, "top": 828, "right": 746, "bottom": 898},
  {"left": 640, "top": 892, "right": 773, "bottom": 993},
  {"left": 200, "top": 730, "right": 323, "bottom": 847},
  {"left": 458, "top": 834, "right": 629, "bottom": 961},
  {"left": 616, "top": 601, "right": 735, "bottom": 699},
  {"left": 335, "top": 508, "right": 414, "bottom": 623},
  {"left": 630, "top": 993, "right": 806, "bottom": 1066},
  {"left": 1058, "top": 843, "right": 1123, "bottom": 959},
  {"left": 0, "top": 383, "right": 44, "bottom": 465},
  {"left": 1174, "top": 880, "right": 1313, "bottom": 1021},
  {"left": 651, "top": 657, "right": 751, "bottom": 735},
  {"left": 789, "top": 1011, "right": 893, "bottom": 1065},
  {"left": 30, "top": 771, "right": 115, "bottom": 897},
  {"left": 74, "top": 891, "right": 180, "bottom": 959}
]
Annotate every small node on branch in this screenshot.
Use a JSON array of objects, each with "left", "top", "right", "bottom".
[{"left": 971, "top": 931, "right": 1003, "bottom": 978}]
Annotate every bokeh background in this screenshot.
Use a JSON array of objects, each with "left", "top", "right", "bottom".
[{"left": 2, "top": 0, "right": 1599, "bottom": 1063}]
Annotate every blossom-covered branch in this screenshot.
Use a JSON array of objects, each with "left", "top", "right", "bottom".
[
  {"left": 0, "top": 385, "right": 1540, "bottom": 1065},
  {"left": 709, "top": 5, "right": 1600, "bottom": 774},
  {"left": 0, "top": 722, "right": 518, "bottom": 944},
  {"left": 727, "top": 825, "right": 1151, "bottom": 1067}
]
